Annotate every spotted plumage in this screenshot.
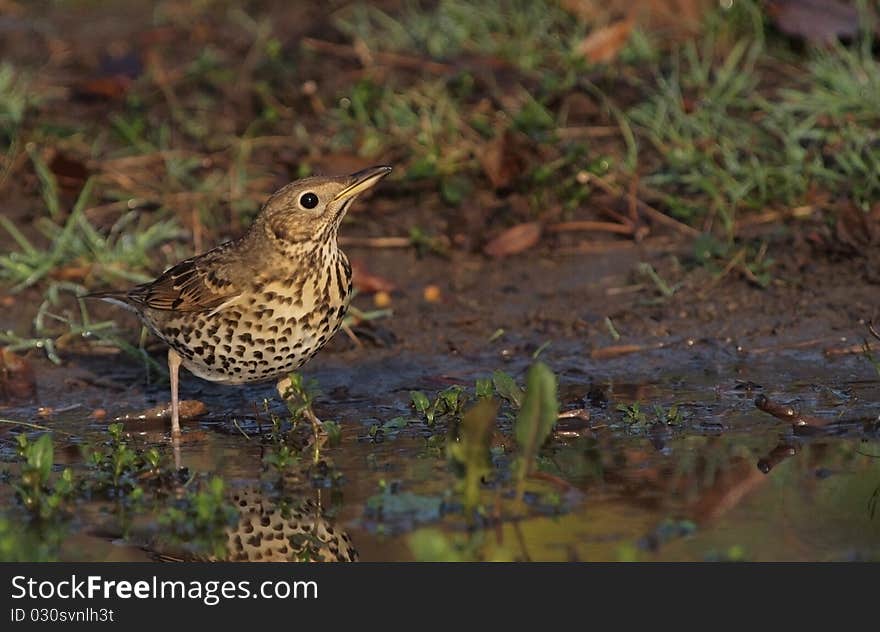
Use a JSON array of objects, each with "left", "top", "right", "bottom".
[
  {"left": 151, "top": 491, "right": 358, "bottom": 563},
  {"left": 88, "top": 166, "right": 392, "bottom": 436}
]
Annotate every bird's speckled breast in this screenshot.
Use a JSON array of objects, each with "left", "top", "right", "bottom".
[{"left": 149, "top": 247, "right": 352, "bottom": 384}]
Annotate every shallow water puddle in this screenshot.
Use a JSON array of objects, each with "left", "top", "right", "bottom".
[{"left": 2, "top": 348, "right": 879, "bottom": 561}]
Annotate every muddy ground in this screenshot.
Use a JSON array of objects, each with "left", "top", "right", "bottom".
[{"left": 4, "top": 233, "right": 880, "bottom": 561}]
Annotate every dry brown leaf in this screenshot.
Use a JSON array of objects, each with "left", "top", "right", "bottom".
[
  {"left": 577, "top": 18, "right": 635, "bottom": 63},
  {"left": 484, "top": 222, "right": 543, "bottom": 258},
  {"left": 351, "top": 259, "right": 396, "bottom": 294},
  {"left": 74, "top": 76, "right": 132, "bottom": 101},
  {"left": 563, "top": 0, "right": 709, "bottom": 38},
  {"left": 0, "top": 347, "right": 36, "bottom": 402},
  {"left": 765, "top": 0, "right": 862, "bottom": 45},
  {"left": 479, "top": 129, "right": 531, "bottom": 190}
]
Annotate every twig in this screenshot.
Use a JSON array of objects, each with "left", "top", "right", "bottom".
[
  {"left": 231, "top": 418, "right": 251, "bottom": 440},
  {"left": 735, "top": 206, "right": 814, "bottom": 230},
  {"left": 699, "top": 248, "right": 746, "bottom": 295},
  {"left": 302, "top": 37, "right": 452, "bottom": 75},
  {"left": 591, "top": 340, "right": 671, "bottom": 360},
  {"left": 556, "top": 126, "right": 624, "bottom": 139},
  {"left": 748, "top": 338, "right": 833, "bottom": 355},
  {"left": 582, "top": 173, "right": 700, "bottom": 237},
  {"left": 339, "top": 236, "right": 411, "bottom": 248},
  {"left": 341, "top": 323, "right": 363, "bottom": 348},
  {"left": 0, "top": 418, "right": 73, "bottom": 435},
  {"left": 556, "top": 241, "right": 637, "bottom": 255},
  {"left": 546, "top": 220, "right": 634, "bottom": 235},
  {"left": 823, "top": 342, "right": 869, "bottom": 357}
]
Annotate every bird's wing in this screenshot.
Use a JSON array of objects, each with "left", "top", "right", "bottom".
[{"left": 126, "top": 248, "right": 242, "bottom": 313}]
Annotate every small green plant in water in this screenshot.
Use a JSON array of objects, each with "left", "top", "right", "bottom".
[
  {"left": 14, "top": 433, "right": 74, "bottom": 521},
  {"left": 410, "top": 385, "right": 466, "bottom": 427},
  {"left": 492, "top": 370, "right": 524, "bottom": 408},
  {"left": 85, "top": 423, "right": 158, "bottom": 494},
  {"left": 158, "top": 476, "right": 238, "bottom": 559},
  {"left": 617, "top": 402, "right": 647, "bottom": 426}
]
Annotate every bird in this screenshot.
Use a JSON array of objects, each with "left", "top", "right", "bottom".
[{"left": 87, "top": 165, "right": 393, "bottom": 438}]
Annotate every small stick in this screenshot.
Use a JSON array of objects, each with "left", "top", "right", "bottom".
[
  {"left": 556, "top": 126, "right": 623, "bottom": 139},
  {"left": 591, "top": 340, "right": 670, "bottom": 360},
  {"left": 546, "top": 220, "right": 634, "bottom": 235},
  {"left": 583, "top": 173, "right": 700, "bottom": 237},
  {"left": 341, "top": 323, "right": 364, "bottom": 348},
  {"left": 302, "top": 37, "right": 452, "bottom": 75},
  {"left": 338, "top": 236, "right": 411, "bottom": 248},
  {"left": 748, "top": 338, "right": 833, "bottom": 354},
  {"left": 0, "top": 418, "right": 73, "bottom": 435},
  {"left": 823, "top": 343, "right": 870, "bottom": 357},
  {"left": 699, "top": 248, "right": 746, "bottom": 295},
  {"left": 556, "top": 241, "right": 637, "bottom": 255}
]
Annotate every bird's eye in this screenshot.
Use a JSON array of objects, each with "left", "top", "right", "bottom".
[{"left": 299, "top": 192, "right": 319, "bottom": 209}]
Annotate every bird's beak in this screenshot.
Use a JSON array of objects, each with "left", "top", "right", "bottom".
[{"left": 333, "top": 165, "right": 393, "bottom": 202}]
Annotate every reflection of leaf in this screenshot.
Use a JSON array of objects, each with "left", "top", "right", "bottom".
[
  {"left": 448, "top": 398, "right": 498, "bottom": 514},
  {"left": 514, "top": 363, "right": 558, "bottom": 505},
  {"left": 492, "top": 370, "right": 524, "bottom": 408}
]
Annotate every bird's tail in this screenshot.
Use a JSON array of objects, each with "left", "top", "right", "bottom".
[{"left": 80, "top": 290, "right": 138, "bottom": 313}]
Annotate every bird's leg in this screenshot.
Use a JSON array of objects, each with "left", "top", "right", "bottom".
[{"left": 168, "top": 347, "right": 182, "bottom": 438}]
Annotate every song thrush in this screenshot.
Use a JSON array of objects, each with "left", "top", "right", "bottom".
[{"left": 88, "top": 165, "right": 392, "bottom": 437}]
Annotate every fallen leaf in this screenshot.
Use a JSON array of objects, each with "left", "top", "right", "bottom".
[
  {"left": 74, "top": 52, "right": 143, "bottom": 101},
  {"left": 563, "top": 1, "right": 707, "bottom": 38},
  {"left": 49, "top": 151, "right": 91, "bottom": 190},
  {"left": 576, "top": 18, "right": 635, "bottom": 63},
  {"left": 483, "top": 222, "right": 543, "bottom": 257},
  {"left": 351, "top": 259, "right": 396, "bottom": 294},
  {"left": 74, "top": 75, "right": 132, "bottom": 101},
  {"left": 479, "top": 129, "right": 532, "bottom": 190},
  {"left": 0, "top": 348, "right": 36, "bottom": 402},
  {"left": 49, "top": 264, "right": 93, "bottom": 282},
  {"left": 765, "top": 0, "right": 862, "bottom": 44}
]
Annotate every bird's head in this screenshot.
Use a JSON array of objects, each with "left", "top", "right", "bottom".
[{"left": 257, "top": 165, "right": 392, "bottom": 245}]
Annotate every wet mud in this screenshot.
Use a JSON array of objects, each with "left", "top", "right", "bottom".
[{"left": 3, "top": 240, "right": 879, "bottom": 561}]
